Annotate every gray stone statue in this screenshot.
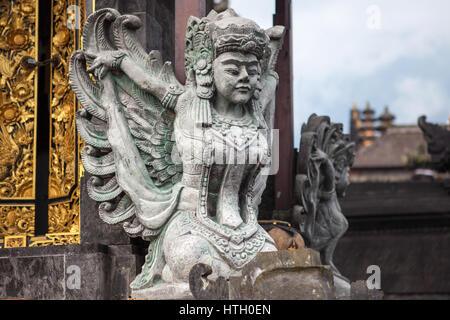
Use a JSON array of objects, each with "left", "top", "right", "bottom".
[
  {"left": 70, "top": 8, "right": 285, "bottom": 298},
  {"left": 293, "top": 114, "right": 355, "bottom": 297}
]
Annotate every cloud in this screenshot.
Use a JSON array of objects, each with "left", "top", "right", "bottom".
[
  {"left": 292, "top": 0, "right": 450, "bottom": 143},
  {"left": 227, "top": 0, "right": 450, "bottom": 146},
  {"left": 228, "top": 0, "right": 274, "bottom": 30},
  {"left": 391, "top": 77, "right": 449, "bottom": 124},
  {"left": 292, "top": 0, "right": 450, "bottom": 81}
]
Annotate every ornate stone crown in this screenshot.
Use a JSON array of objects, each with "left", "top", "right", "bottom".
[{"left": 210, "top": 21, "right": 269, "bottom": 59}]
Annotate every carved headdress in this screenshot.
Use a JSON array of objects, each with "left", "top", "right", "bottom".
[
  {"left": 184, "top": 9, "right": 270, "bottom": 126},
  {"left": 210, "top": 15, "right": 270, "bottom": 60}
]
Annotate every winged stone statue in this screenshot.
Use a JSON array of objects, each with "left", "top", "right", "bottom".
[
  {"left": 70, "top": 8, "right": 285, "bottom": 297},
  {"left": 293, "top": 114, "right": 355, "bottom": 280}
]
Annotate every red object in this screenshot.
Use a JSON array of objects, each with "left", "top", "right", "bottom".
[
  {"left": 174, "top": 0, "right": 209, "bottom": 84},
  {"left": 273, "top": 0, "right": 294, "bottom": 210}
]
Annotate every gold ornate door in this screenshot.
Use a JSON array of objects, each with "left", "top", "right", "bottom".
[{"left": 0, "top": 0, "right": 88, "bottom": 248}]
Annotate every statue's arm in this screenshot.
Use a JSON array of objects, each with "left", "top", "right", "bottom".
[
  {"left": 259, "top": 25, "right": 285, "bottom": 116},
  {"left": 120, "top": 57, "right": 183, "bottom": 109},
  {"left": 86, "top": 51, "right": 183, "bottom": 110},
  {"left": 313, "top": 149, "right": 336, "bottom": 196},
  {"left": 259, "top": 72, "right": 278, "bottom": 111}
]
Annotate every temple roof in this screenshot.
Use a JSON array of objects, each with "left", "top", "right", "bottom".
[
  {"left": 353, "top": 126, "right": 429, "bottom": 168},
  {"left": 379, "top": 106, "right": 395, "bottom": 122},
  {"left": 362, "top": 102, "right": 375, "bottom": 116}
]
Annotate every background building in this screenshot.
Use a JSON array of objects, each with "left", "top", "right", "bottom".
[{"left": 333, "top": 104, "right": 450, "bottom": 299}]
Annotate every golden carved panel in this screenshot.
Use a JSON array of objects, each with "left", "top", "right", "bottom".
[
  {"left": 28, "top": 232, "right": 80, "bottom": 247},
  {"left": 0, "top": 205, "right": 34, "bottom": 237},
  {"left": 0, "top": 0, "right": 38, "bottom": 200},
  {"left": 4, "top": 234, "right": 27, "bottom": 248},
  {"left": 0, "top": 0, "right": 88, "bottom": 249},
  {"left": 49, "top": 0, "right": 78, "bottom": 199},
  {"left": 47, "top": 0, "right": 85, "bottom": 242},
  {"left": 48, "top": 191, "right": 80, "bottom": 234}
]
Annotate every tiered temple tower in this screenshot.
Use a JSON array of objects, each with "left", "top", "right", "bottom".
[{"left": 350, "top": 102, "right": 395, "bottom": 148}]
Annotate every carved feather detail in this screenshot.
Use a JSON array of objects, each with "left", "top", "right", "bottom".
[
  {"left": 112, "top": 15, "right": 148, "bottom": 67},
  {"left": 69, "top": 52, "right": 106, "bottom": 121},
  {"left": 71, "top": 8, "right": 183, "bottom": 240},
  {"left": 81, "top": 146, "right": 115, "bottom": 176},
  {"left": 122, "top": 218, "right": 144, "bottom": 235},
  {"left": 82, "top": 8, "right": 120, "bottom": 65},
  {"left": 75, "top": 110, "right": 110, "bottom": 148},
  {"left": 99, "top": 194, "right": 135, "bottom": 225},
  {"left": 87, "top": 176, "right": 123, "bottom": 202}
]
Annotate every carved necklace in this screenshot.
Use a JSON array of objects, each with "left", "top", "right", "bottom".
[
  {"left": 211, "top": 107, "right": 259, "bottom": 149},
  {"left": 211, "top": 107, "right": 253, "bottom": 126}
]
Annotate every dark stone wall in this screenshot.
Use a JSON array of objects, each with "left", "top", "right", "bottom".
[
  {"left": 335, "top": 230, "right": 450, "bottom": 299},
  {"left": 334, "top": 181, "right": 450, "bottom": 299},
  {"left": 340, "top": 181, "right": 450, "bottom": 217},
  {"left": 0, "top": 244, "right": 144, "bottom": 299},
  {"left": 80, "top": 174, "right": 130, "bottom": 245},
  {"left": 95, "top": 0, "right": 175, "bottom": 63},
  {"left": 0, "top": 255, "right": 65, "bottom": 299}
]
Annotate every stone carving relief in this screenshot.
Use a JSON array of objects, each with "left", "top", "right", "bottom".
[
  {"left": 293, "top": 114, "right": 355, "bottom": 294},
  {"left": 0, "top": 0, "right": 38, "bottom": 200},
  {"left": 70, "top": 8, "right": 285, "bottom": 297},
  {"left": 0, "top": 0, "right": 85, "bottom": 248}
]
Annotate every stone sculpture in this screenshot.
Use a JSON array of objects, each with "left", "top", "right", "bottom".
[
  {"left": 418, "top": 115, "right": 450, "bottom": 173},
  {"left": 70, "top": 8, "right": 285, "bottom": 298},
  {"left": 293, "top": 114, "right": 355, "bottom": 297}
]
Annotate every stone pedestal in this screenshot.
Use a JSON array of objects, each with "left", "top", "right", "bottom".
[
  {"left": 188, "top": 248, "right": 336, "bottom": 300},
  {"left": 229, "top": 249, "right": 335, "bottom": 300},
  {"left": 131, "top": 283, "right": 194, "bottom": 300}
]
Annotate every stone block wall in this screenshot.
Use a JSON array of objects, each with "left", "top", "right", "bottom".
[{"left": 0, "top": 244, "right": 144, "bottom": 299}]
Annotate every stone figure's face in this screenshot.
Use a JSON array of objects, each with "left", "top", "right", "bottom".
[{"left": 212, "top": 51, "right": 260, "bottom": 105}]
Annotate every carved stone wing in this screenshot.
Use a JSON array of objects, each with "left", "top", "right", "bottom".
[
  {"left": 294, "top": 115, "right": 326, "bottom": 239},
  {"left": 70, "top": 8, "right": 183, "bottom": 239},
  {"left": 294, "top": 114, "right": 356, "bottom": 240}
]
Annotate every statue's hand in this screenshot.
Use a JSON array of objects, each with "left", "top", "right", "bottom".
[
  {"left": 85, "top": 51, "right": 127, "bottom": 79},
  {"left": 311, "top": 149, "right": 335, "bottom": 190},
  {"left": 311, "top": 149, "right": 329, "bottom": 164}
]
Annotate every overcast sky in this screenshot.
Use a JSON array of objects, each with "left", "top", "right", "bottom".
[{"left": 228, "top": 0, "right": 450, "bottom": 146}]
